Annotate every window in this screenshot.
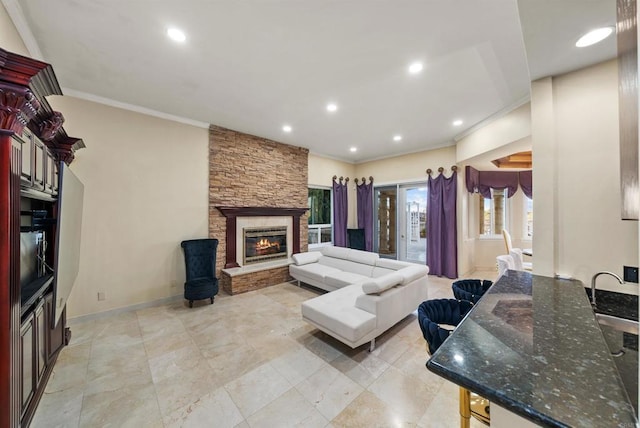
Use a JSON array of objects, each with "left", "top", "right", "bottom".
[
  {"left": 478, "top": 188, "right": 507, "bottom": 236},
  {"left": 524, "top": 197, "right": 533, "bottom": 237},
  {"left": 308, "top": 187, "right": 332, "bottom": 246}
]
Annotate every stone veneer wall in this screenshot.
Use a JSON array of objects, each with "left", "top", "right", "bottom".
[{"left": 209, "top": 125, "right": 309, "bottom": 292}]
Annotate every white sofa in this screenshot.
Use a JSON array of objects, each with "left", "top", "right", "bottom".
[{"left": 290, "top": 246, "right": 429, "bottom": 351}]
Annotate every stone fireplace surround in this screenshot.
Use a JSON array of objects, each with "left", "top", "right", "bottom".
[
  {"left": 216, "top": 206, "right": 307, "bottom": 294},
  {"left": 216, "top": 206, "right": 307, "bottom": 268},
  {"left": 209, "top": 124, "right": 309, "bottom": 294}
]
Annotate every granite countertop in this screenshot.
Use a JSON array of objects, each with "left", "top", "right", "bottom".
[{"left": 426, "top": 270, "right": 637, "bottom": 427}]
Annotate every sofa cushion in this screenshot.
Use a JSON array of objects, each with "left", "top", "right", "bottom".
[
  {"left": 290, "top": 263, "right": 343, "bottom": 283},
  {"left": 375, "top": 258, "right": 413, "bottom": 270},
  {"left": 321, "top": 246, "right": 352, "bottom": 259},
  {"left": 398, "top": 265, "right": 429, "bottom": 284},
  {"left": 346, "top": 249, "right": 379, "bottom": 266},
  {"left": 292, "top": 251, "right": 322, "bottom": 266},
  {"left": 325, "top": 271, "right": 370, "bottom": 288},
  {"left": 371, "top": 267, "right": 396, "bottom": 278},
  {"left": 362, "top": 273, "right": 404, "bottom": 295},
  {"left": 318, "top": 256, "right": 375, "bottom": 277},
  {"left": 302, "top": 285, "right": 376, "bottom": 343}
]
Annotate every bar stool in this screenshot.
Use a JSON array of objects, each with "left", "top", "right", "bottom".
[
  {"left": 451, "top": 279, "right": 493, "bottom": 304},
  {"left": 418, "top": 299, "right": 490, "bottom": 427}
]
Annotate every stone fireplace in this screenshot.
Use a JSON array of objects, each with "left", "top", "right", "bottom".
[
  {"left": 209, "top": 125, "right": 309, "bottom": 294},
  {"left": 215, "top": 206, "right": 307, "bottom": 294}
]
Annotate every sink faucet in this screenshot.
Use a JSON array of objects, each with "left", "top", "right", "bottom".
[{"left": 590, "top": 271, "right": 624, "bottom": 308}]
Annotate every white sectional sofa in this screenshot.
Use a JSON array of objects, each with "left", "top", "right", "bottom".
[{"left": 290, "top": 246, "right": 429, "bottom": 351}]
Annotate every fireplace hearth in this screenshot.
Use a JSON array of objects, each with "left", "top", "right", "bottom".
[{"left": 243, "top": 226, "right": 288, "bottom": 265}]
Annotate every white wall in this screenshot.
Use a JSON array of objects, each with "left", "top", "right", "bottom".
[
  {"left": 532, "top": 59, "right": 638, "bottom": 293},
  {"left": 48, "top": 96, "right": 210, "bottom": 317}
]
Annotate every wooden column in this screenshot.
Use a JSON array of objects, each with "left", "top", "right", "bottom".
[{"left": 0, "top": 81, "right": 44, "bottom": 428}]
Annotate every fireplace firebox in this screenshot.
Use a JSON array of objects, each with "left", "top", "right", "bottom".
[{"left": 243, "top": 226, "right": 288, "bottom": 265}]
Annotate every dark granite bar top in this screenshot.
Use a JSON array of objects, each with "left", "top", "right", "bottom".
[{"left": 426, "top": 270, "right": 637, "bottom": 427}]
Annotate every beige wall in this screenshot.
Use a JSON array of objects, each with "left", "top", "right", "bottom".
[
  {"left": 532, "top": 59, "right": 638, "bottom": 293},
  {"left": 0, "top": 3, "right": 29, "bottom": 56},
  {"left": 355, "top": 146, "right": 456, "bottom": 185},
  {"left": 456, "top": 103, "right": 532, "bottom": 274},
  {"left": 48, "top": 96, "right": 209, "bottom": 318},
  {"left": 456, "top": 103, "right": 531, "bottom": 164},
  {"left": 308, "top": 153, "right": 357, "bottom": 227}
]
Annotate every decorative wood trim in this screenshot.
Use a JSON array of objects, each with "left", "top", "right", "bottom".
[
  {"left": 0, "top": 135, "right": 13, "bottom": 428},
  {"left": 0, "top": 46, "right": 85, "bottom": 428},
  {"left": 215, "top": 207, "right": 308, "bottom": 269},
  {"left": 0, "top": 47, "right": 85, "bottom": 164}
]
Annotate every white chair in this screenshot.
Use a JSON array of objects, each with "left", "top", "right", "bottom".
[
  {"left": 509, "top": 248, "right": 532, "bottom": 271},
  {"left": 502, "top": 229, "right": 513, "bottom": 254},
  {"left": 496, "top": 255, "right": 515, "bottom": 279}
]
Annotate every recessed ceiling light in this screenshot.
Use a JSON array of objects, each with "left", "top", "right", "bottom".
[
  {"left": 453, "top": 119, "right": 463, "bottom": 126},
  {"left": 576, "top": 27, "right": 614, "bottom": 47},
  {"left": 349, "top": 147, "right": 357, "bottom": 152},
  {"left": 167, "top": 28, "right": 186, "bottom": 42},
  {"left": 408, "top": 62, "right": 423, "bottom": 74},
  {"left": 393, "top": 135, "right": 402, "bottom": 142},
  {"left": 326, "top": 103, "right": 338, "bottom": 112},
  {"left": 282, "top": 125, "right": 292, "bottom": 133}
]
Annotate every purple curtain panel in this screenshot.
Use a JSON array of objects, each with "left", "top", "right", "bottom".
[
  {"left": 427, "top": 171, "right": 458, "bottom": 279},
  {"left": 333, "top": 179, "right": 348, "bottom": 247},
  {"left": 519, "top": 170, "right": 533, "bottom": 199},
  {"left": 356, "top": 180, "right": 374, "bottom": 251}
]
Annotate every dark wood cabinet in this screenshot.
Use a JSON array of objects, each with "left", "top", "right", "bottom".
[
  {"left": 35, "top": 300, "right": 46, "bottom": 382},
  {"left": 0, "top": 48, "right": 84, "bottom": 428},
  {"left": 20, "top": 313, "right": 35, "bottom": 416}
]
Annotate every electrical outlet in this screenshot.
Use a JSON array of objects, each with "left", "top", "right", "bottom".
[
  {"left": 623, "top": 266, "right": 638, "bottom": 283},
  {"left": 97, "top": 292, "right": 106, "bottom": 301}
]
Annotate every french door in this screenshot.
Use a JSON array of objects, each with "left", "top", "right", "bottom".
[{"left": 374, "top": 183, "right": 427, "bottom": 263}]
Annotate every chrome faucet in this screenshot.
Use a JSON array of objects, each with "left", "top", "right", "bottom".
[{"left": 590, "top": 271, "right": 624, "bottom": 308}]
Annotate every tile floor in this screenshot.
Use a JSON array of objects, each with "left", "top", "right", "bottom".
[{"left": 32, "top": 271, "right": 495, "bottom": 428}]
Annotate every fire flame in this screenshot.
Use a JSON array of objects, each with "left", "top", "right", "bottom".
[{"left": 256, "top": 238, "right": 280, "bottom": 251}]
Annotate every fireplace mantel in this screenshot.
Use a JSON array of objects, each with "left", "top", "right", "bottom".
[{"left": 216, "top": 206, "right": 307, "bottom": 268}]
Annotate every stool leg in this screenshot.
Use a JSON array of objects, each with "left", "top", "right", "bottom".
[
  {"left": 460, "top": 387, "right": 471, "bottom": 428},
  {"left": 369, "top": 338, "right": 375, "bottom": 352}
]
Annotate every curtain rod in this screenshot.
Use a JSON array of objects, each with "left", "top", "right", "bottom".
[
  {"left": 354, "top": 176, "right": 373, "bottom": 184},
  {"left": 332, "top": 175, "right": 349, "bottom": 183},
  {"left": 426, "top": 165, "right": 457, "bottom": 175}
]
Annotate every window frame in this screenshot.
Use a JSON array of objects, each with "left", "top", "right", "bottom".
[
  {"left": 523, "top": 195, "right": 533, "bottom": 239},
  {"left": 308, "top": 186, "right": 333, "bottom": 248},
  {"left": 478, "top": 188, "right": 509, "bottom": 239}
]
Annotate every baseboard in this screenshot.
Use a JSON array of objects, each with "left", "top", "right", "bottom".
[{"left": 68, "top": 294, "right": 183, "bottom": 325}]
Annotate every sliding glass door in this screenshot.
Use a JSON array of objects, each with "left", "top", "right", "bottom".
[
  {"left": 374, "top": 186, "right": 397, "bottom": 258},
  {"left": 374, "top": 182, "right": 427, "bottom": 263},
  {"left": 398, "top": 184, "right": 427, "bottom": 263}
]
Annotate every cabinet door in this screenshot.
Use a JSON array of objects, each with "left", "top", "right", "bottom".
[
  {"left": 45, "top": 293, "right": 65, "bottom": 359},
  {"left": 20, "top": 314, "right": 35, "bottom": 416},
  {"left": 33, "top": 139, "right": 45, "bottom": 190},
  {"left": 51, "top": 158, "right": 59, "bottom": 195},
  {"left": 35, "top": 302, "right": 46, "bottom": 381},
  {"left": 44, "top": 153, "right": 55, "bottom": 194},
  {"left": 15, "top": 129, "right": 34, "bottom": 187}
]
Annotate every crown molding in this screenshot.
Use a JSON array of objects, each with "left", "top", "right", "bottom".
[
  {"left": 61, "top": 88, "right": 210, "bottom": 129},
  {"left": 453, "top": 95, "right": 531, "bottom": 143}
]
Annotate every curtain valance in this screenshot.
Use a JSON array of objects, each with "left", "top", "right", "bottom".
[{"left": 465, "top": 166, "right": 532, "bottom": 199}]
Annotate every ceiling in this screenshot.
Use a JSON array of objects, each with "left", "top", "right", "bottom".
[{"left": 4, "top": 0, "right": 617, "bottom": 163}]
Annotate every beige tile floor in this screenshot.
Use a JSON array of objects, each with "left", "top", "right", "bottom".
[{"left": 32, "top": 270, "right": 495, "bottom": 428}]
